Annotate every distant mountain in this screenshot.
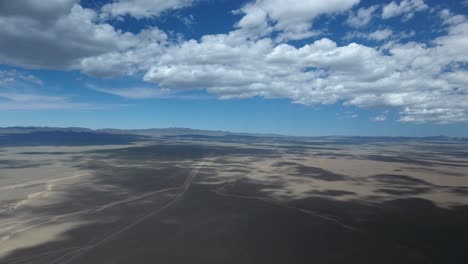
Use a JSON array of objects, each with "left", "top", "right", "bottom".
[
  {"left": 0, "top": 127, "right": 283, "bottom": 138},
  {"left": 96, "top": 127, "right": 231, "bottom": 136},
  {"left": 0, "top": 127, "right": 94, "bottom": 134},
  {"left": 0, "top": 130, "right": 145, "bottom": 147},
  {"left": 96, "top": 127, "right": 284, "bottom": 138},
  {"left": 0, "top": 127, "right": 285, "bottom": 146}
]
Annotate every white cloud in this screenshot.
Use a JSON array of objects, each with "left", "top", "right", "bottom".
[
  {"left": 177, "top": 14, "right": 196, "bottom": 28},
  {"left": 347, "top": 5, "right": 378, "bottom": 28},
  {"left": 88, "top": 85, "right": 170, "bottom": 99},
  {"left": 0, "top": 92, "right": 99, "bottom": 110},
  {"left": 338, "top": 111, "right": 359, "bottom": 119},
  {"left": 0, "top": 92, "right": 66, "bottom": 104},
  {"left": 87, "top": 84, "right": 208, "bottom": 100},
  {"left": 0, "top": 0, "right": 467, "bottom": 124},
  {"left": 0, "top": 1, "right": 166, "bottom": 72},
  {"left": 399, "top": 107, "right": 468, "bottom": 124},
  {"left": 382, "top": 0, "right": 428, "bottom": 20},
  {"left": 433, "top": 15, "right": 468, "bottom": 63},
  {"left": 372, "top": 111, "right": 388, "bottom": 121},
  {"left": 368, "top": 29, "right": 393, "bottom": 40},
  {"left": 100, "top": 0, "right": 195, "bottom": 19},
  {"left": 79, "top": 28, "right": 168, "bottom": 77},
  {"left": 142, "top": 12, "right": 468, "bottom": 124},
  {"left": 372, "top": 115, "right": 386, "bottom": 121},
  {"left": 439, "top": 9, "right": 466, "bottom": 26},
  {"left": 0, "top": 70, "right": 43, "bottom": 86},
  {"left": 346, "top": 28, "right": 393, "bottom": 41},
  {"left": 236, "top": 0, "right": 360, "bottom": 41}
]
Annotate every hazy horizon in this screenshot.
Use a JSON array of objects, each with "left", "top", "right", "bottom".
[{"left": 1, "top": 125, "right": 468, "bottom": 138}]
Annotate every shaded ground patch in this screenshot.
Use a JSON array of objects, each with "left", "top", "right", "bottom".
[
  {"left": 0, "top": 159, "right": 50, "bottom": 169},
  {"left": 295, "top": 165, "right": 347, "bottom": 181},
  {"left": 87, "top": 144, "right": 277, "bottom": 162}
]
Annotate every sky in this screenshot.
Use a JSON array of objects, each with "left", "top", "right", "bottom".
[{"left": 0, "top": 0, "right": 467, "bottom": 136}]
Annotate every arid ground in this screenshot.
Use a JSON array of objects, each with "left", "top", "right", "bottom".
[{"left": 1, "top": 131, "right": 468, "bottom": 263}]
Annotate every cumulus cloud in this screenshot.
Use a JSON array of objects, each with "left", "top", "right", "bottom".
[
  {"left": 346, "top": 29, "right": 393, "bottom": 41},
  {"left": 399, "top": 108, "right": 468, "bottom": 124},
  {"left": 0, "top": 1, "right": 166, "bottom": 71},
  {"left": 143, "top": 12, "right": 468, "bottom": 123},
  {"left": 347, "top": 5, "right": 378, "bottom": 28},
  {"left": 100, "top": 0, "right": 195, "bottom": 19},
  {"left": 439, "top": 9, "right": 466, "bottom": 26},
  {"left": 79, "top": 28, "right": 168, "bottom": 77},
  {"left": 368, "top": 29, "right": 393, "bottom": 40},
  {"left": 382, "top": 0, "right": 428, "bottom": 20},
  {"left": 236, "top": 0, "right": 360, "bottom": 41},
  {"left": 0, "top": 0, "right": 467, "bottom": 124}
]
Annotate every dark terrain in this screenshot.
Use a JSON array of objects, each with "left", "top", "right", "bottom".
[{"left": 1, "top": 128, "right": 467, "bottom": 263}]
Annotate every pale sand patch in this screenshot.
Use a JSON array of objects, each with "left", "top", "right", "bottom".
[
  {"left": 300, "top": 157, "right": 468, "bottom": 186},
  {"left": 199, "top": 150, "right": 468, "bottom": 206},
  {"left": 0, "top": 221, "right": 87, "bottom": 258},
  {"left": 0, "top": 146, "right": 105, "bottom": 257}
]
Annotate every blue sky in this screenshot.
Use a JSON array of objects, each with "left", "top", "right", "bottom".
[{"left": 0, "top": 0, "right": 467, "bottom": 136}]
